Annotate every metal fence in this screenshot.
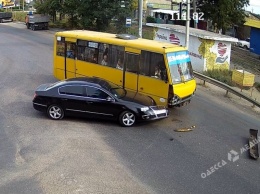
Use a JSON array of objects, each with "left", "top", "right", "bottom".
[{"left": 194, "top": 71, "right": 260, "bottom": 108}]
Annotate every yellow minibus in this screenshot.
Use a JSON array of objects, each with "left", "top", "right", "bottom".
[{"left": 53, "top": 30, "right": 196, "bottom": 107}]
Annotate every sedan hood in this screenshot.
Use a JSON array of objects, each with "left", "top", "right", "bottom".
[{"left": 120, "top": 91, "right": 155, "bottom": 106}]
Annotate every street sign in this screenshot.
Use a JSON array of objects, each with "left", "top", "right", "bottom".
[{"left": 126, "top": 17, "right": 131, "bottom": 27}]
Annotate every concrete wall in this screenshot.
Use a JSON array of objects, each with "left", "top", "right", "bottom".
[{"left": 153, "top": 28, "right": 231, "bottom": 72}]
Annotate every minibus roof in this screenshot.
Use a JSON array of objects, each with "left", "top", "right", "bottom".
[{"left": 56, "top": 30, "right": 187, "bottom": 53}]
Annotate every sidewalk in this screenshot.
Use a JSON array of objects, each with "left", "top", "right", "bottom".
[{"left": 195, "top": 78, "right": 260, "bottom": 114}]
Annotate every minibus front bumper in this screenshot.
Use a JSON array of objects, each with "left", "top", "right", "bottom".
[{"left": 168, "top": 94, "right": 194, "bottom": 107}]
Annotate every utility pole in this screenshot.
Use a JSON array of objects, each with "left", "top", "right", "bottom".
[
  {"left": 138, "top": 0, "right": 143, "bottom": 38},
  {"left": 193, "top": 0, "right": 197, "bottom": 28},
  {"left": 185, "top": 0, "right": 190, "bottom": 49},
  {"left": 23, "top": 0, "right": 24, "bottom": 11}
]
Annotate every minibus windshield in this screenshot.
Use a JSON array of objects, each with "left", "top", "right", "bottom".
[{"left": 166, "top": 51, "right": 193, "bottom": 83}]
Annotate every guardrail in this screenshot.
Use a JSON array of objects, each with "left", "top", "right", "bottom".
[{"left": 193, "top": 71, "right": 260, "bottom": 108}]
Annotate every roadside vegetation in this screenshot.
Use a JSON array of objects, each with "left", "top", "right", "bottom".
[
  {"left": 33, "top": 0, "right": 137, "bottom": 33},
  {"left": 33, "top": 0, "right": 250, "bottom": 35},
  {"left": 203, "top": 69, "right": 234, "bottom": 86},
  {"left": 11, "top": 11, "right": 27, "bottom": 22},
  {"left": 197, "top": 0, "right": 249, "bottom": 34},
  {"left": 203, "top": 69, "right": 260, "bottom": 93}
]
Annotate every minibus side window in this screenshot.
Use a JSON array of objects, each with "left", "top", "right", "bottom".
[
  {"left": 56, "top": 39, "right": 65, "bottom": 56},
  {"left": 125, "top": 53, "right": 139, "bottom": 73},
  {"left": 77, "top": 40, "right": 98, "bottom": 63},
  {"left": 66, "top": 43, "right": 76, "bottom": 59},
  {"left": 98, "top": 43, "right": 109, "bottom": 66},
  {"left": 106, "top": 45, "right": 124, "bottom": 69},
  {"left": 77, "top": 40, "right": 87, "bottom": 61},
  {"left": 140, "top": 51, "right": 167, "bottom": 81},
  {"left": 76, "top": 40, "right": 125, "bottom": 68}
]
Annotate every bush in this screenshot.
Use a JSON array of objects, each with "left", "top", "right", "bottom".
[
  {"left": 12, "top": 11, "right": 27, "bottom": 22},
  {"left": 49, "top": 20, "right": 70, "bottom": 29},
  {"left": 203, "top": 69, "right": 234, "bottom": 86},
  {"left": 146, "top": 16, "right": 156, "bottom": 23}
]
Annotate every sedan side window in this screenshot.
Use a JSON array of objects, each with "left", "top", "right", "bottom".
[
  {"left": 59, "top": 86, "right": 85, "bottom": 96},
  {"left": 86, "top": 87, "right": 109, "bottom": 99}
]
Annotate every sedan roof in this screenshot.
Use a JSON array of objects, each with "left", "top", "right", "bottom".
[{"left": 51, "top": 77, "right": 116, "bottom": 91}]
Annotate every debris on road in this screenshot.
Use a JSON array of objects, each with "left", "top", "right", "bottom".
[
  {"left": 174, "top": 126, "right": 195, "bottom": 132},
  {"left": 249, "top": 129, "right": 259, "bottom": 160}
]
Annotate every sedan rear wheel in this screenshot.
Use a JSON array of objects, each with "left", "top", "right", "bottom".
[
  {"left": 119, "top": 111, "right": 136, "bottom": 127},
  {"left": 47, "top": 105, "right": 64, "bottom": 120}
]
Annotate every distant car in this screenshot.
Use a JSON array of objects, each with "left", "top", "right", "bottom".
[
  {"left": 237, "top": 38, "right": 250, "bottom": 50},
  {"left": 33, "top": 77, "right": 168, "bottom": 127}
]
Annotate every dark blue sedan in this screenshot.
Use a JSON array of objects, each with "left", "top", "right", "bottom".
[{"left": 33, "top": 77, "right": 168, "bottom": 127}]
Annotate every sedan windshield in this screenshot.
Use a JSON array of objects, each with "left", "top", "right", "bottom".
[
  {"left": 100, "top": 80, "right": 126, "bottom": 99},
  {"left": 166, "top": 51, "right": 194, "bottom": 83},
  {"left": 109, "top": 87, "right": 126, "bottom": 99}
]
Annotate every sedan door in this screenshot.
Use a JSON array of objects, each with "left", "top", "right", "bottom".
[
  {"left": 58, "top": 85, "right": 87, "bottom": 116},
  {"left": 84, "top": 86, "right": 122, "bottom": 120}
]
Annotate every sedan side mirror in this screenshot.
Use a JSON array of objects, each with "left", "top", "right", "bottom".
[{"left": 106, "top": 96, "right": 114, "bottom": 102}]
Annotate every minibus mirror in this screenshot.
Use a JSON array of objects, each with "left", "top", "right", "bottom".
[{"left": 181, "top": 75, "right": 185, "bottom": 83}]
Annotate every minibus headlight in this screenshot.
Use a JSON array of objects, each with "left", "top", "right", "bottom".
[
  {"left": 171, "top": 95, "right": 180, "bottom": 105},
  {"left": 140, "top": 107, "right": 149, "bottom": 112}
]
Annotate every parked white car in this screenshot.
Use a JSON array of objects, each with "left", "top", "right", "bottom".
[{"left": 237, "top": 38, "right": 250, "bottom": 50}]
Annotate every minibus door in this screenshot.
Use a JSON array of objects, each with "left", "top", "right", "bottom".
[
  {"left": 64, "top": 38, "right": 77, "bottom": 79},
  {"left": 123, "top": 49, "right": 140, "bottom": 92}
]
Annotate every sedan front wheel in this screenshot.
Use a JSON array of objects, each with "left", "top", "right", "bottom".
[
  {"left": 119, "top": 111, "right": 136, "bottom": 127},
  {"left": 47, "top": 105, "right": 64, "bottom": 120}
]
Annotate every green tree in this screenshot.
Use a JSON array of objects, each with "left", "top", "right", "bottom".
[
  {"left": 76, "top": 0, "right": 134, "bottom": 31},
  {"left": 35, "top": 0, "right": 134, "bottom": 31},
  {"left": 34, "top": 0, "right": 61, "bottom": 21},
  {"left": 197, "top": 0, "right": 249, "bottom": 34},
  {"left": 112, "top": 0, "right": 135, "bottom": 33},
  {"left": 62, "top": 0, "right": 81, "bottom": 28}
]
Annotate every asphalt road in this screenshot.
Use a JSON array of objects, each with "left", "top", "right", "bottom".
[{"left": 0, "top": 22, "right": 260, "bottom": 194}]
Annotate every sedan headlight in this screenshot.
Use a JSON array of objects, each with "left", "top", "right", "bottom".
[{"left": 140, "top": 107, "right": 149, "bottom": 112}]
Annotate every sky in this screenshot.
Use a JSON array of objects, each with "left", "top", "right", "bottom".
[{"left": 246, "top": 0, "right": 260, "bottom": 14}]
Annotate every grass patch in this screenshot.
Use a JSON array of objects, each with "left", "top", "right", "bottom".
[
  {"left": 127, "top": 25, "right": 154, "bottom": 40},
  {"left": 48, "top": 20, "right": 70, "bottom": 29},
  {"left": 203, "top": 70, "right": 260, "bottom": 92},
  {"left": 203, "top": 69, "right": 234, "bottom": 86},
  {"left": 12, "top": 11, "right": 27, "bottom": 22}
]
